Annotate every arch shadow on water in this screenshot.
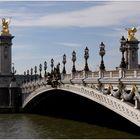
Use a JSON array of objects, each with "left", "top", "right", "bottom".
[{"left": 23, "top": 89, "right": 140, "bottom": 137}]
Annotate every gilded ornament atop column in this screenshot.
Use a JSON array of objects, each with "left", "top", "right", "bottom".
[
  {"left": 126, "top": 27, "right": 138, "bottom": 41},
  {"left": 1, "top": 18, "right": 11, "bottom": 36}
]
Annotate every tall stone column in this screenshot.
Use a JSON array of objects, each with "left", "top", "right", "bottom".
[
  {"left": 124, "top": 27, "right": 140, "bottom": 70},
  {"left": 126, "top": 40, "right": 139, "bottom": 69},
  {"left": 0, "top": 30, "right": 14, "bottom": 107},
  {"left": 9, "top": 80, "right": 22, "bottom": 112},
  {"left": 0, "top": 18, "right": 15, "bottom": 108},
  {"left": 0, "top": 35, "right": 14, "bottom": 75}
]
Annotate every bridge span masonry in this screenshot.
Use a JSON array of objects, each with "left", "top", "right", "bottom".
[
  {"left": 0, "top": 20, "right": 140, "bottom": 128},
  {"left": 21, "top": 69, "right": 140, "bottom": 127}
]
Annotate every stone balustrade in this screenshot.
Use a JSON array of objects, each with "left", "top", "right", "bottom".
[{"left": 62, "top": 69, "right": 140, "bottom": 79}]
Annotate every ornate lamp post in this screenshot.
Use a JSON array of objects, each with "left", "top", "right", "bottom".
[
  {"left": 34, "top": 66, "right": 37, "bottom": 81},
  {"left": 30, "top": 68, "right": 33, "bottom": 81},
  {"left": 120, "top": 36, "right": 127, "bottom": 69},
  {"left": 39, "top": 64, "right": 42, "bottom": 79},
  {"left": 62, "top": 54, "right": 66, "bottom": 74},
  {"left": 72, "top": 51, "right": 76, "bottom": 73},
  {"left": 11, "top": 64, "right": 16, "bottom": 81},
  {"left": 57, "top": 62, "right": 60, "bottom": 74},
  {"left": 99, "top": 42, "right": 106, "bottom": 71},
  {"left": 51, "top": 58, "right": 54, "bottom": 74},
  {"left": 44, "top": 61, "right": 47, "bottom": 78},
  {"left": 27, "top": 69, "right": 29, "bottom": 82},
  {"left": 84, "top": 47, "right": 89, "bottom": 72},
  {"left": 24, "top": 71, "right": 26, "bottom": 83}
]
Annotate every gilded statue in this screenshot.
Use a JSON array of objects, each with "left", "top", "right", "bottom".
[
  {"left": 126, "top": 27, "right": 138, "bottom": 41},
  {"left": 1, "top": 18, "right": 10, "bottom": 35}
]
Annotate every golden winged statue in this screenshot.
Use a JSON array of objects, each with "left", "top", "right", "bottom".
[
  {"left": 126, "top": 27, "right": 138, "bottom": 41},
  {"left": 1, "top": 18, "right": 11, "bottom": 35}
]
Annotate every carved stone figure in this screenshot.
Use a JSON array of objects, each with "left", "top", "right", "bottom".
[
  {"left": 102, "top": 84, "right": 112, "bottom": 94},
  {"left": 121, "top": 85, "right": 136, "bottom": 101},
  {"left": 133, "top": 85, "right": 140, "bottom": 109}
]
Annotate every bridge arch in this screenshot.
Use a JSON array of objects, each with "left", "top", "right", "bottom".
[{"left": 22, "top": 84, "right": 140, "bottom": 127}]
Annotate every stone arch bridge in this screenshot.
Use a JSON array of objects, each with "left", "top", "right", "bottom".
[{"left": 21, "top": 69, "right": 140, "bottom": 127}]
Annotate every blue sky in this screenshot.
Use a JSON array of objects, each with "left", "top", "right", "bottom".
[{"left": 1, "top": 1, "right": 140, "bottom": 74}]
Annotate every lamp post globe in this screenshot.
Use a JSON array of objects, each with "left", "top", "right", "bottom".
[
  {"left": 84, "top": 47, "right": 89, "bottom": 72},
  {"left": 39, "top": 64, "right": 42, "bottom": 79},
  {"left": 30, "top": 68, "right": 33, "bottom": 81},
  {"left": 120, "top": 36, "right": 127, "bottom": 69},
  {"left": 44, "top": 61, "right": 47, "bottom": 78},
  {"left": 51, "top": 58, "right": 54, "bottom": 74},
  {"left": 99, "top": 42, "right": 106, "bottom": 71},
  {"left": 72, "top": 51, "right": 76, "bottom": 73},
  {"left": 27, "top": 69, "right": 29, "bottom": 82},
  {"left": 34, "top": 66, "right": 37, "bottom": 81},
  {"left": 62, "top": 54, "right": 66, "bottom": 74},
  {"left": 24, "top": 71, "right": 26, "bottom": 83}
]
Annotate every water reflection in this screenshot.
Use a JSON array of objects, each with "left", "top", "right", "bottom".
[{"left": 0, "top": 113, "right": 139, "bottom": 139}]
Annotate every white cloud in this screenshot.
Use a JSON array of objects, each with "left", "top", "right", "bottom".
[
  {"left": 57, "top": 42, "right": 81, "bottom": 48},
  {"left": 2, "top": 1, "right": 140, "bottom": 74},
  {"left": 2, "top": 1, "right": 138, "bottom": 28}
]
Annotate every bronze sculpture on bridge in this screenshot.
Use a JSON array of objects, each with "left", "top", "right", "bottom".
[
  {"left": 1, "top": 18, "right": 11, "bottom": 36},
  {"left": 126, "top": 27, "right": 138, "bottom": 41}
]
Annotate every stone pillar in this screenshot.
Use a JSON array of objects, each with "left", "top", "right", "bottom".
[
  {"left": 9, "top": 80, "right": 22, "bottom": 112},
  {"left": 0, "top": 34, "right": 14, "bottom": 109},
  {"left": 126, "top": 40, "right": 139, "bottom": 69},
  {"left": 0, "top": 19, "right": 17, "bottom": 111},
  {"left": 125, "top": 49, "right": 128, "bottom": 69},
  {"left": 83, "top": 70, "right": 88, "bottom": 79},
  {"left": 99, "top": 70, "right": 104, "bottom": 78},
  {"left": 119, "top": 68, "right": 125, "bottom": 78},
  {"left": 0, "top": 35, "right": 14, "bottom": 75}
]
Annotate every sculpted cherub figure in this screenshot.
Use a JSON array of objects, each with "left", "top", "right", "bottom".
[
  {"left": 126, "top": 27, "right": 137, "bottom": 41},
  {"left": 1, "top": 18, "right": 10, "bottom": 34}
]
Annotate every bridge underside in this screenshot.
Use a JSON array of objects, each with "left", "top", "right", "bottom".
[{"left": 23, "top": 89, "right": 140, "bottom": 134}]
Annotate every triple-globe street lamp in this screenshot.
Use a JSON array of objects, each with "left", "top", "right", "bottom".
[
  {"left": 30, "top": 68, "right": 33, "bottom": 81},
  {"left": 99, "top": 42, "right": 106, "bottom": 71},
  {"left": 51, "top": 58, "right": 54, "bottom": 74},
  {"left": 72, "top": 51, "right": 76, "bottom": 73},
  {"left": 39, "top": 64, "right": 42, "bottom": 79},
  {"left": 34, "top": 66, "right": 37, "bottom": 81},
  {"left": 84, "top": 47, "right": 89, "bottom": 72},
  {"left": 44, "top": 61, "right": 47, "bottom": 78},
  {"left": 120, "top": 36, "right": 127, "bottom": 69},
  {"left": 62, "top": 54, "right": 66, "bottom": 74}
]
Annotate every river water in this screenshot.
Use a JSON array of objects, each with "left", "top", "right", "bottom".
[
  {"left": 1, "top": 90, "right": 140, "bottom": 139},
  {"left": 0, "top": 113, "right": 139, "bottom": 139}
]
